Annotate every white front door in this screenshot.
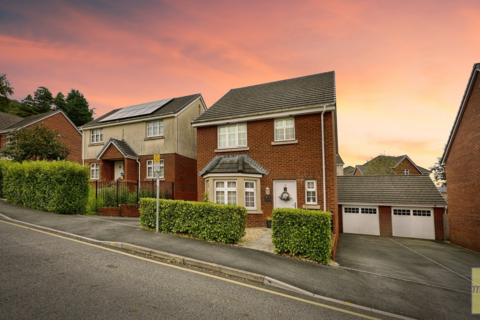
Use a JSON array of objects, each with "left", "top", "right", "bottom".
[
  {"left": 274, "top": 180, "right": 297, "bottom": 209},
  {"left": 114, "top": 161, "right": 124, "bottom": 180}
]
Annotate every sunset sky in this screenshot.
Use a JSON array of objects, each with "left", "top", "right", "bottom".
[{"left": 1, "top": 0, "right": 479, "bottom": 169}]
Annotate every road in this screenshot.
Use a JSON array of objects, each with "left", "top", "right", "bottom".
[{"left": 0, "top": 220, "right": 390, "bottom": 320}]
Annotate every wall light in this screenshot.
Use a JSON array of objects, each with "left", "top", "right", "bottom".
[{"left": 266, "top": 187, "right": 270, "bottom": 195}]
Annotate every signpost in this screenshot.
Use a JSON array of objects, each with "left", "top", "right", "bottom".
[{"left": 153, "top": 154, "right": 161, "bottom": 233}]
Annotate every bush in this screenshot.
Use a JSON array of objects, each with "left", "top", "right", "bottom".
[
  {"left": 0, "top": 160, "right": 14, "bottom": 198},
  {"left": 139, "top": 199, "right": 247, "bottom": 244},
  {"left": 272, "top": 208, "right": 332, "bottom": 264},
  {"left": 2, "top": 160, "right": 89, "bottom": 214}
]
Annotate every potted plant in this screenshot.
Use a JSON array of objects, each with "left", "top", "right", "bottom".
[{"left": 266, "top": 216, "right": 272, "bottom": 228}]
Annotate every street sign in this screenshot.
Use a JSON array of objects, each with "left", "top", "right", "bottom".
[
  {"left": 153, "top": 163, "right": 161, "bottom": 172},
  {"left": 154, "top": 154, "right": 160, "bottom": 163}
]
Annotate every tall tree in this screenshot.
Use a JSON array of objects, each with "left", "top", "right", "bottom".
[
  {"left": 18, "top": 94, "right": 37, "bottom": 117},
  {"left": 0, "top": 74, "right": 14, "bottom": 112},
  {"left": 53, "top": 92, "right": 67, "bottom": 111},
  {"left": 430, "top": 157, "right": 446, "bottom": 187},
  {"left": 33, "top": 86, "right": 54, "bottom": 113},
  {"left": 65, "top": 89, "right": 93, "bottom": 126},
  {"left": 0, "top": 123, "right": 70, "bottom": 162}
]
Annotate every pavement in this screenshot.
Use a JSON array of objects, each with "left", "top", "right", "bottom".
[
  {"left": 0, "top": 200, "right": 479, "bottom": 320},
  {"left": 242, "top": 229, "right": 275, "bottom": 253}
]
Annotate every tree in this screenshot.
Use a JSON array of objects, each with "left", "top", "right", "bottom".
[
  {"left": 0, "top": 74, "right": 14, "bottom": 112},
  {"left": 65, "top": 89, "right": 93, "bottom": 126},
  {"left": 430, "top": 157, "right": 446, "bottom": 187},
  {"left": 0, "top": 123, "right": 70, "bottom": 162},
  {"left": 33, "top": 86, "right": 54, "bottom": 113},
  {"left": 18, "top": 94, "right": 37, "bottom": 117},
  {"left": 53, "top": 92, "right": 67, "bottom": 111}
]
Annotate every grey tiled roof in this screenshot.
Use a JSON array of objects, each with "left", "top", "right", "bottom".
[
  {"left": 417, "top": 166, "right": 431, "bottom": 174},
  {"left": 193, "top": 71, "right": 336, "bottom": 123},
  {"left": 82, "top": 94, "right": 202, "bottom": 128},
  {"left": 338, "top": 175, "right": 447, "bottom": 206},
  {"left": 343, "top": 166, "right": 355, "bottom": 176},
  {"left": 199, "top": 154, "right": 269, "bottom": 176},
  {"left": 0, "top": 111, "right": 23, "bottom": 131},
  {"left": 336, "top": 154, "right": 344, "bottom": 165},
  {"left": 0, "top": 111, "right": 59, "bottom": 133},
  {"left": 97, "top": 138, "right": 138, "bottom": 159}
]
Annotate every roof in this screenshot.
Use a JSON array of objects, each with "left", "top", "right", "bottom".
[
  {"left": 0, "top": 111, "right": 23, "bottom": 130},
  {"left": 199, "top": 154, "right": 269, "bottom": 176},
  {"left": 442, "top": 63, "right": 480, "bottom": 164},
  {"left": 337, "top": 175, "right": 447, "bottom": 207},
  {"left": 336, "top": 154, "right": 344, "bottom": 165},
  {"left": 0, "top": 110, "right": 81, "bottom": 135},
  {"left": 97, "top": 138, "right": 138, "bottom": 159},
  {"left": 82, "top": 94, "right": 202, "bottom": 129},
  {"left": 343, "top": 166, "right": 355, "bottom": 176},
  {"left": 192, "top": 71, "right": 336, "bottom": 124},
  {"left": 354, "top": 155, "right": 428, "bottom": 175}
]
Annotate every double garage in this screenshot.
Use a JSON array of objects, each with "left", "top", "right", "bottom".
[{"left": 337, "top": 175, "right": 447, "bottom": 240}]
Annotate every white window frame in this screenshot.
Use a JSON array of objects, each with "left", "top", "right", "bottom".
[
  {"left": 402, "top": 169, "right": 409, "bottom": 175},
  {"left": 305, "top": 180, "right": 317, "bottom": 205},
  {"left": 90, "top": 163, "right": 100, "bottom": 180},
  {"left": 244, "top": 181, "right": 256, "bottom": 210},
  {"left": 146, "top": 159, "right": 164, "bottom": 179},
  {"left": 274, "top": 118, "right": 295, "bottom": 141},
  {"left": 147, "top": 120, "right": 164, "bottom": 137},
  {"left": 217, "top": 123, "right": 247, "bottom": 149},
  {"left": 214, "top": 180, "right": 237, "bottom": 205},
  {"left": 91, "top": 129, "right": 103, "bottom": 144}
]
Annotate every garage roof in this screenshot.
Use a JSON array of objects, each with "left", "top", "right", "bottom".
[{"left": 338, "top": 175, "right": 447, "bottom": 207}]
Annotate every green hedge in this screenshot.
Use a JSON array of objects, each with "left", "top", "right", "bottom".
[
  {"left": 2, "top": 160, "right": 89, "bottom": 214},
  {"left": 272, "top": 208, "right": 332, "bottom": 264},
  {"left": 139, "top": 199, "right": 247, "bottom": 244},
  {"left": 0, "top": 160, "right": 14, "bottom": 198}
]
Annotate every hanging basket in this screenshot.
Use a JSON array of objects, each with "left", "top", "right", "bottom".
[{"left": 279, "top": 191, "right": 291, "bottom": 202}]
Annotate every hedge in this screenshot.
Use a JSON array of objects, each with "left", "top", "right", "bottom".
[
  {"left": 2, "top": 160, "right": 89, "bottom": 214},
  {"left": 139, "top": 199, "right": 247, "bottom": 244},
  {"left": 0, "top": 160, "right": 14, "bottom": 198},
  {"left": 272, "top": 208, "right": 332, "bottom": 264}
]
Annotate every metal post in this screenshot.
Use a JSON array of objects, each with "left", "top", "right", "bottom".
[
  {"left": 95, "top": 180, "right": 98, "bottom": 211},
  {"left": 156, "top": 174, "right": 160, "bottom": 233},
  {"left": 116, "top": 180, "right": 119, "bottom": 207}
]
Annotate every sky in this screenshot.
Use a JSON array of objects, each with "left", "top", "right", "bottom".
[{"left": 1, "top": 0, "right": 479, "bottom": 169}]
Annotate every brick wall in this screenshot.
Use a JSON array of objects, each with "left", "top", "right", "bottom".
[
  {"left": 379, "top": 206, "right": 392, "bottom": 236},
  {"left": 354, "top": 169, "right": 362, "bottom": 176},
  {"left": 197, "top": 112, "right": 338, "bottom": 228},
  {"left": 98, "top": 204, "right": 140, "bottom": 217},
  {"left": 393, "top": 158, "right": 422, "bottom": 175},
  {"left": 433, "top": 207, "right": 445, "bottom": 241},
  {"left": 445, "top": 72, "right": 480, "bottom": 253}
]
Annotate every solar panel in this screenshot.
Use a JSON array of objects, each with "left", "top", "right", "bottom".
[{"left": 100, "top": 98, "right": 173, "bottom": 122}]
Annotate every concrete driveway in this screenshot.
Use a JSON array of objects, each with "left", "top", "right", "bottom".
[{"left": 336, "top": 234, "right": 480, "bottom": 293}]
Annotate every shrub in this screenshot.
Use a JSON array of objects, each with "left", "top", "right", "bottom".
[
  {"left": 139, "top": 199, "right": 247, "bottom": 244},
  {"left": 0, "top": 160, "right": 14, "bottom": 198},
  {"left": 2, "top": 160, "right": 89, "bottom": 214},
  {"left": 272, "top": 208, "right": 332, "bottom": 264}
]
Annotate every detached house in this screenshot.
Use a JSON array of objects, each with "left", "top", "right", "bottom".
[
  {"left": 0, "top": 110, "right": 82, "bottom": 163},
  {"left": 192, "top": 72, "right": 339, "bottom": 240},
  {"left": 352, "top": 155, "right": 430, "bottom": 176},
  {"left": 81, "top": 94, "right": 206, "bottom": 201}
]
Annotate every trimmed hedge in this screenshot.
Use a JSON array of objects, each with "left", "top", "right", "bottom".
[
  {"left": 272, "top": 208, "right": 332, "bottom": 264},
  {"left": 0, "top": 160, "right": 14, "bottom": 198},
  {"left": 2, "top": 160, "right": 89, "bottom": 214},
  {"left": 139, "top": 199, "right": 247, "bottom": 244}
]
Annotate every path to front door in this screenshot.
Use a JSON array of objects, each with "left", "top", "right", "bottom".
[{"left": 273, "top": 180, "right": 297, "bottom": 209}]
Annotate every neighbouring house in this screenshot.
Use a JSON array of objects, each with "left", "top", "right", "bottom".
[
  {"left": 192, "top": 71, "right": 339, "bottom": 252},
  {"left": 0, "top": 110, "right": 82, "bottom": 163},
  {"left": 352, "top": 155, "right": 430, "bottom": 176},
  {"left": 80, "top": 94, "right": 207, "bottom": 201},
  {"left": 343, "top": 166, "right": 355, "bottom": 176},
  {"left": 336, "top": 154, "right": 344, "bottom": 176},
  {"left": 442, "top": 62, "right": 480, "bottom": 253},
  {"left": 338, "top": 175, "right": 447, "bottom": 240}
]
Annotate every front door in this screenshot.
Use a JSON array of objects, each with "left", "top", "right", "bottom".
[
  {"left": 274, "top": 180, "right": 297, "bottom": 209},
  {"left": 114, "top": 161, "right": 124, "bottom": 180}
]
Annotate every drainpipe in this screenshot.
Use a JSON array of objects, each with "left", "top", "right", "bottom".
[
  {"left": 136, "top": 158, "right": 141, "bottom": 183},
  {"left": 82, "top": 131, "right": 85, "bottom": 166},
  {"left": 321, "top": 106, "right": 326, "bottom": 212}
]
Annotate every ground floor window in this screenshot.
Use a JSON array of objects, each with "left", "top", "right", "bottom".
[
  {"left": 305, "top": 180, "right": 317, "bottom": 204},
  {"left": 146, "top": 159, "right": 164, "bottom": 179},
  {"left": 244, "top": 181, "right": 256, "bottom": 210},
  {"left": 90, "top": 163, "right": 99, "bottom": 180},
  {"left": 215, "top": 180, "right": 237, "bottom": 205}
]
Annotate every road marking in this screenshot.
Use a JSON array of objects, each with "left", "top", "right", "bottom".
[
  {"left": 388, "top": 237, "right": 472, "bottom": 283},
  {"left": 0, "top": 219, "right": 379, "bottom": 320}
]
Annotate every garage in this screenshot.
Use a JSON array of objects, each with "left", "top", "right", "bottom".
[
  {"left": 342, "top": 206, "right": 380, "bottom": 236},
  {"left": 392, "top": 208, "right": 435, "bottom": 239}
]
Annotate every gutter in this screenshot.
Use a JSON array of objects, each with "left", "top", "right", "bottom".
[{"left": 321, "top": 106, "right": 326, "bottom": 212}]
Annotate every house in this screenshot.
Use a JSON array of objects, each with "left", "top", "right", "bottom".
[
  {"left": 336, "top": 154, "right": 344, "bottom": 176},
  {"left": 343, "top": 166, "right": 355, "bottom": 176},
  {"left": 352, "top": 155, "right": 430, "bottom": 176},
  {"left": 0, "top": 110, "right": 82, "bottom": 163},
  {"left": 338, "top": 175, "right": 447, "bottom": 240},
  {"left": 192, "top": 71, "right": 339, "bottom": 243},
  {"left": 442, "top": 62, "right": 480, "bottom": 253},
  {"left": 80, "top": 94, "right": 207, "bottom": 201}
]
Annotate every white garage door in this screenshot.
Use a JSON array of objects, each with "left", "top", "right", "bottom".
[
  {"left": 343, "top": 206, "right": 380, "bottom": 236},
  {"left": 392, "top": 208, "right": 435, "bottom": 240}
]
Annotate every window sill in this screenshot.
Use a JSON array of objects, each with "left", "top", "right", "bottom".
[
  {"left": 144, "top": 136, "right": 165, "bottom": 141},
  {"left": 303, "top": 204, "right": 320, "bottom": 210},
  {"left": 247, "top": 210, "right": 263, "bottom": 215},
  {"left": 145, "top": 178, "right": 165, "bottom": 181},
  {"left": 271, "top": 140, "right": 298, "bottom": 146},
  {"left": 88, "top": 142, "right": 105, "bottom": 147},
  {"left": 215, "top": 147, "right": 250, "bottom": 153}
]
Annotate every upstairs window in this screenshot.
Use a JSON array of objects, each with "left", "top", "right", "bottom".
[
  {"left": 305, "top": 180, "right": 317, "bottom": 204},
  {"left": 91, "top": 129, "right": 103, "bottom": 143},
  {"left": 402, "top": 169, "right": 409, "bottom": 175},
  {"left": 218, "top": 123, "right": 246, "bottom": 148},
  {"left": 275, "top": 118, "right": 295, "bottom": 141},
  {"left": 147, "top": 120, "right": 164, "bottom": 137}
]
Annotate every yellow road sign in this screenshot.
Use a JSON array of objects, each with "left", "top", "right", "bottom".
[{"left": 154, "top": 154, "right": 160, "bottom": 163}]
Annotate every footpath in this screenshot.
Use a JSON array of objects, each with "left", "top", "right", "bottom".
[{"left": 0, "top": 200, "right": 471, "bottom": 320}]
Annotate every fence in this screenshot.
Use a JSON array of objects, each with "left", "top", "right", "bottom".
[{"left": 94, "top": 180, "right": 174, "bottom": 211}]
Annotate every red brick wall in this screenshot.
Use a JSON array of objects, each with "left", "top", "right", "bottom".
[
  {"left": 379, "top": 206, "right": 392, "bottom": 236},
  {"left": 434, "top": 207, "right": 445, "bottom": 241},
  {"left": 445, "top": 72, "right": 480, "bottom": 253},
  {"left": 174, "top": 153, "right": 197, "bottom": 201},
  {"left": 393, "top": 158, "right": 422, "bottom": 175},
  {"left": 354, "top": 169, "right": 362, "bottom": 176},
  {"left": 197, "top": 112, "right": 338, "bottom": 228},
  {"left": 101, "top": 144, "right": 124, "bottom": 160},
  {"left": 98, "top": 204, "right": 140, "bottom": 217},
  {"left": 338, "top": 204, "right": 343, "bottom": 232}
]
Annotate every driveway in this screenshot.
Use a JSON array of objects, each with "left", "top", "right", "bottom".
[{"left": 336, "top": 234, "right": 480, "bottom": 293}]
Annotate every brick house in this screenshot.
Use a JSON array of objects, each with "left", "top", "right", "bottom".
[
  {"left": 192, "top": 72, "right": 339, "bottom": 246},
  {"left": 352, "top": 155, "right": 430, "bottom": 176},
  {"left": 442, "top": 62, "right": 480, "bottom": 253},
  {"left": 338, "top": 175, "right": 447, "bottom": 240},
  {"left": 80, "top": 94, "right": 206, "bottom": 201},
  {"left": 0, "top": 110, "right": 82, "bottom": 163}
]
